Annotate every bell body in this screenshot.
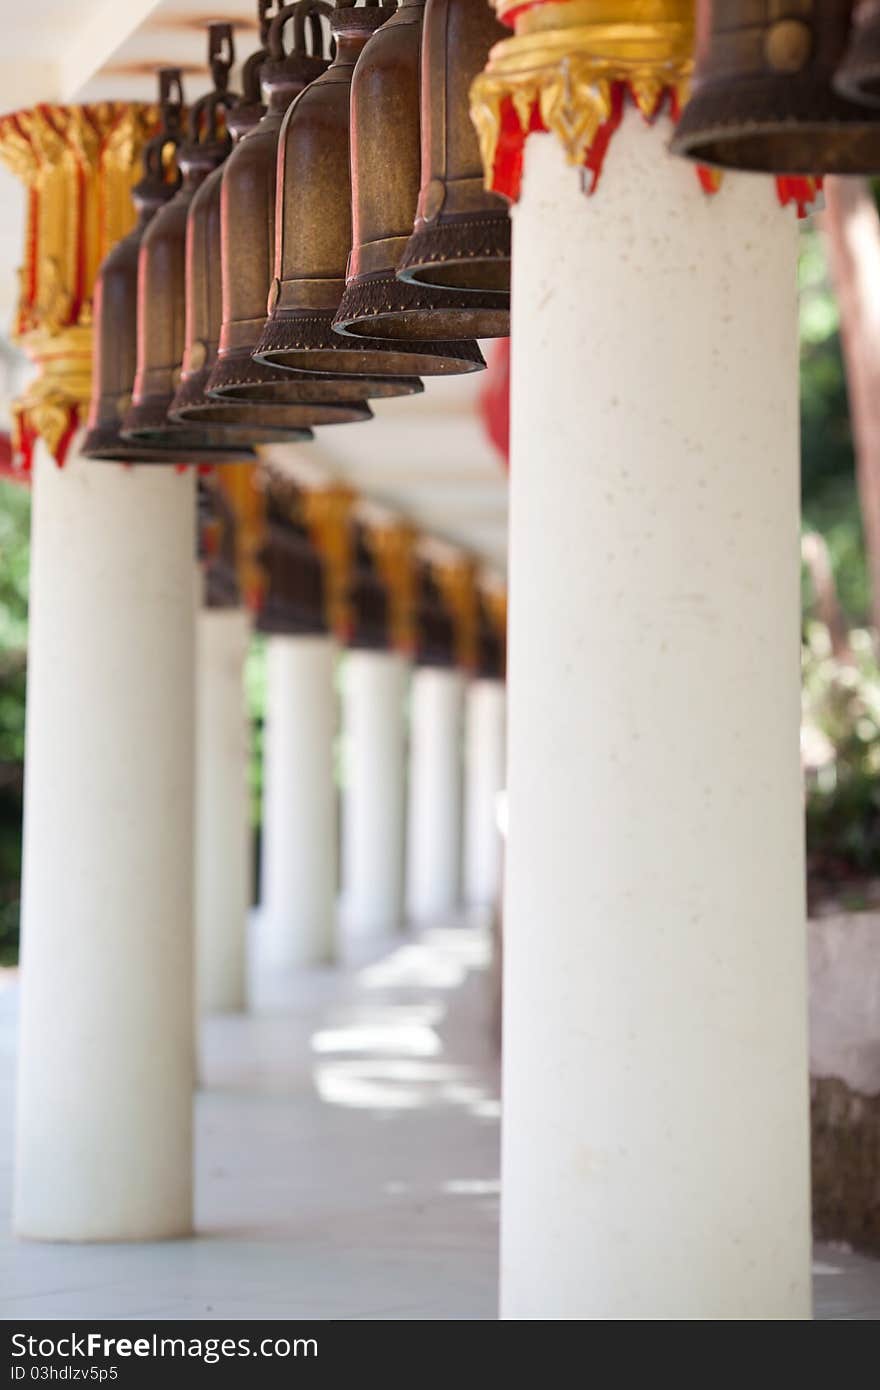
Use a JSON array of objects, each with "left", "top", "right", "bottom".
[
  {"left": 171, "top": 151, "right": 362, "bottom": 433},
  {"left": 397, "top": 0, "right": 511, "bottom": 294},
  {"left": 85, "top": 174, "right": 251, "bottom": 465},
  {"left": 348, "top": 529, "right": 391, "bottom": 652},
  {"left": 672, "top": 0, "right": 880, "bottom": 172},
  {"left": 835, "top": 0, "right": 880, "bottom": 105},
  {"left": 210, "top": 64, "right": 391, "bottom": 408},
  {"left": 257, "top": 502, "right": 329, "bottom": 638},
  {"left": 123, "top": 144, "right": 255, "bottom": 455},
  {"left": 332, "top": 0, "right": 508, "bottom": 340},
  {"left": 254, "top": 5, "right": 484, "bottom": 379}
]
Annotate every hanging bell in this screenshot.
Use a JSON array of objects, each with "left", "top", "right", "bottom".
[
  {"left": 254, "top": 0, "right": 483, "bottom": 379},
  {"left": 475, "top": 593, "right": 505, "bottom": 681},
  {"left": 396, "top": 0, "right": 510, "bottom": 295},
  {"left": 208, "top": 4, "right": 381, "bottom": 412},
  {"left": 256, "top": 482, "right": 329, "bottom": 635},
  {"left": 123, "top": 26, "right": 258, "bottom": 453},
  {"left": 332, "top": 0, "right": 507, "bottom": 341},
  {"left": 208, "top": 2, "right": 389, "bottom": 410},
  {"left": 348, "top": 526, "right": 391, "bottom": 649},
  {"left": 835, "top": 0, "right": 880, "bottom": 105},
  {"left": 199, "top": 477, "right": 241, "bottom": 609},
  {"left": 84, "top": 70, "right": 252, "bottom": 465},
  {"left": 671, "top": 0, "right": 880, "bottom": 172},
  {"left": 413, "top": 559, "right": 456, "bottom": 668},
  {"left": 171, "top": 6, "right": 365, "bottom": 434}
]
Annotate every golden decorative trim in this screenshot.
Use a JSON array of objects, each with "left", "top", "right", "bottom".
[
  {"left": 436, "top": 556, "right": 479, "bottom": 673},
  {"left": 213, "top": 464, "right": 267, "bottom": 612},
  {"left": 471, "top": 0, "right": 694, "bottom": 197},
  {"left": 370, "top": 520, "right": 418, "bottom": 654},
  {"left": 303, "top": 485, "right": 357, "bottom": 639},
  {"left": 0, "top": 102, "right": 156, "bottom": 468}
]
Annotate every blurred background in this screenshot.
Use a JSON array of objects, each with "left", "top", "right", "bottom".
[{"left": 5, "top": 188, "right": 880, "bottom": 962}]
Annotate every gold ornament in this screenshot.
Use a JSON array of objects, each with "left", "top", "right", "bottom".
[
  {"left": 303, "top": 485, "right": 357, "bottom": 640},
  {"left": 370, "top": 520, "right": 418, "bottom": 655},
  {"left": 470, "top": 0, "right": 694, "bottom": 199},
  {"left": 436, "top": 555, "right": 479, "bottom": 672},
  {"left": 0, "top": 102, "right": 156, "bottom": 469}
]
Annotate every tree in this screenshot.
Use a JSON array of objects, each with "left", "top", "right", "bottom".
[{"left": 821, "top": 177, "right": 880, "bottom": 634}]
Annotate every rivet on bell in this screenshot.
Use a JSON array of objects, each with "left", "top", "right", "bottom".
[
  {"left": 764, "top": 19, "right": 812, "bottom": 74},
  {"left": 671, "top": 0, "right": 880, "bottom": 174}
]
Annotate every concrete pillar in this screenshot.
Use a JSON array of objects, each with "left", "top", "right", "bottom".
[
  {"left": 340, "top": 649, "right": 408, "bottom": 948},
  {"left": 195, "top": 606, "right": 251, "bottom": 1013},
  {"left": 406, "top": 665, "right": 464, "bottom": 924},
  {"left": 260, "top": 633, "right": 337, "bottom": 967},
  {"left": 501, "top": 118, "right": 811, "bottom": 1318},
  {"left": 463, "top": 677, "right": 506, "bottom": 909},
  {"left": 14, "top": 445, "right": 196, "bottom": 1240}
]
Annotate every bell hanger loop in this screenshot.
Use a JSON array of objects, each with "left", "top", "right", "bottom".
[
  {"left": 266, "top": 0, "right": 333, "bottom": 65},
  {"left": 186, "top": 22, "right": 238, "bottom": 151},
  {"left": 136, "top": 68, "right": 185, "bottom": 203},
  {"left": 158, "top": 67, "right": 185, "bottom": 139}
]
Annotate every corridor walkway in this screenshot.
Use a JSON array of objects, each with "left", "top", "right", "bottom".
[{"left": 0, "top": 916, "right": 876, "bottom": 1319}]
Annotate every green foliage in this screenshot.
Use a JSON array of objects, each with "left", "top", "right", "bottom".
[
  {"left": 0, "top": 477, "right": 28, "bottom": 962},
  {"left": 799, "top": 224, "right": 869, "bottom": 626},
  {"left": 803, "top": 623, "right": 880, "bottom": 875},
  {"left": 244, "top": 633, "right": 266, "bottom": 830}
]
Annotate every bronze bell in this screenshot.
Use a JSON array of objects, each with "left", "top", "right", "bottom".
[
  {"left": 257, "top": 482, "right": 329, "bottom": 635},
  {"left": 84, "top": 70, "right": 252, "bottom": 465},
  {"left": 835, "top": 0, "right": 880, "bottom": 105},
  {"left": 397, "top": 0, "right": 510, "bottom": 295},
  {"left": 199, "top": 478, "right": 241, "bottom": 609},
  {"left": 332, "top": 0, "right": 507, "bottom": 341},
  {"left": 475, "top": 593, "right": 505, "bottom": 681},
  {"left": 348, "top": 526, "right": 391, "bottom": 649},
  {"left": 671, "top": 0, "right": 880, "bottom": 172},
  {"left": 413, "top": 559, "right": 456, "bottom": 668},
  {"left": 171, "top": 7, "right": 360, "bottom": 435},
  {"left": 209, "top": 2, "right": 388, "bottom": 410},
  {"left": 123, "top": 26, "right": 258, "bottom": 454},
  {"left": 254, "top": 0, "right": 483, "bottom": 379}
]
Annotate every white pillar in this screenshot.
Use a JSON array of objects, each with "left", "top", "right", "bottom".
[
  {"left": 15, "top": 445, "right": 196, "bottom": 1241},
  {"left": 340, "top": 649, "right": 408, "bottom": 948},
  {"left": 196, "top": 606, "right": 251, "bottom": 1013},
  {"left": 501, "top": 119, "right": 811, "bottom": 1319},
  {"left": 463, "top": 678, "right": 506, "bottom": 909},
  {"left": 406, "top": 665, "right": 464, "bottom": 924},
  {"left": 260, "top": 633, "right": 337, "bottom": 967}
]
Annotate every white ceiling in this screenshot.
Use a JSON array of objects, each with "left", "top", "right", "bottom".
[{"left": 0, "top": 0, "right": 509, "bottom": 569}]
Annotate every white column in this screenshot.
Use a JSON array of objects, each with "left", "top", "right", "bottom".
[
  {"left": 339, "top": 649, "right": 408, "bottom": 949},
  {"left": 406, "top": 665, "right": 464, "bottom": 924},
  {"left": 196, "top": 606, "right": 251, "bottom": 1013},
  {"left": 260, "top": 633, "right": 337, "bottom": 967},
  {"left": 15, "top": 445, "right": 196, "bottom": 1241},
  {"left": 501, "top": 118, "right": 811, "bottom": 1319},
  {"left": 463, "top": 677, "right": 506, "bottom": 909}
]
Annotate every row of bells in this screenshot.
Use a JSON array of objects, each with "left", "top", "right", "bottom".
[
  {"left": 85, "top": 0, "right": 880, "bottom": 469},
  {"left": 672, "top": 0, "right": 880, "bottom": 170},
  {"left": 200, "top": 466, "right": 505, "bottom": 671},
  {"left": 84, "top": 0, "right": 511, "bottom": 465}
]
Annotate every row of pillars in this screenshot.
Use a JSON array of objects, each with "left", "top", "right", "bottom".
[
  {"left": 14, "top": 449, "right": 505, "bottom": 1242},
  {"left": 9, "top": 105, "right": 812, "bottom": 1317}
]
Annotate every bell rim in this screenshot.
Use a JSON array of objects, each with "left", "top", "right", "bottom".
[
  {"left": 671, "top": 84, "right": 880, "bottom": 174},
  {"left": 397, "top": 216, "right": 512, "bottom": 296},
  {"left": 332, "top": 272, "right": 509, "bottom": 342},
  {"left": 171, "top": 365, "right": 355, "bottom": 429},
  {"left": 254, "top": 310, "right": 486, "bottom": 377},
  {"left": 207, "top": 347, "right": 423, "bottom": 403},
  {"left": 82, "top": 423, "right": 248, "bottom": 466}
]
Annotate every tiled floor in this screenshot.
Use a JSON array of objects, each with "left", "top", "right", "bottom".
[{"left": 0, "top": 917, "right": 877, "bottom": 1320}]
